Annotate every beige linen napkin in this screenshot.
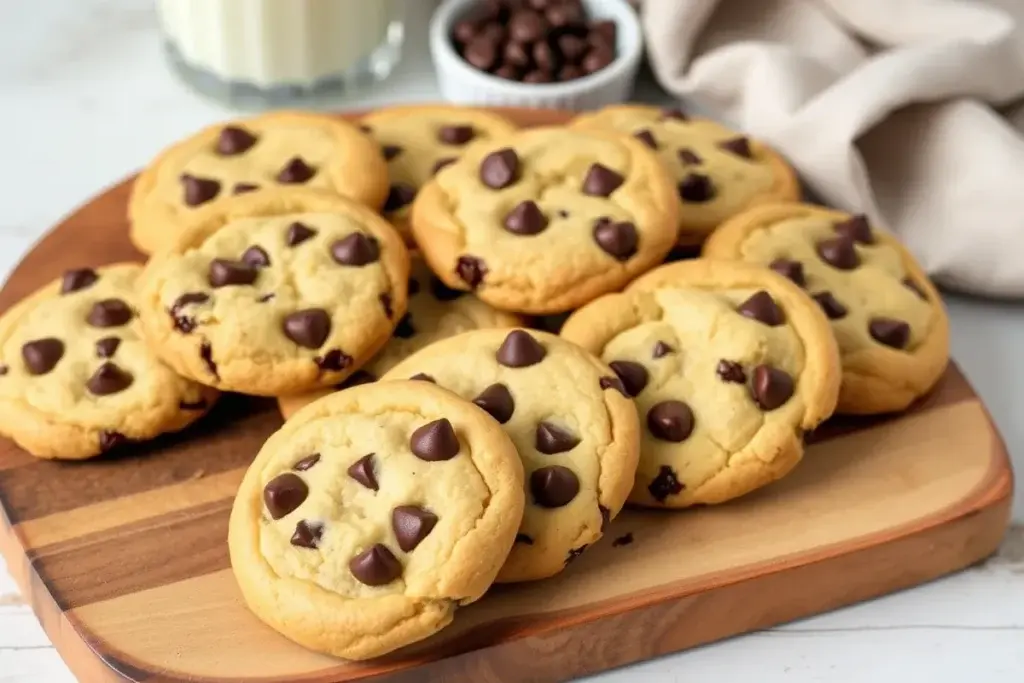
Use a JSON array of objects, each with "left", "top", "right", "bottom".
[{"left": 642, "top": 0, "right": 1024, "bottom": 297}]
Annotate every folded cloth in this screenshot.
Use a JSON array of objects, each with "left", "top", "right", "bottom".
[{"left": 641, "top": 0, "right": 1024, "bottom": 298}]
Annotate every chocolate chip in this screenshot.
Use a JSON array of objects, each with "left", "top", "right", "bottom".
[
  {"left": 347, "top": 454, "right": 379, "bottom": 490},
  {"left": 812, "top": 291, "right": 848, "bottom": 320},
  {"left": 530, "top": 466, "right": 580, "bottom": 508},
  {"left": 510, "top": 9, "right": 548, "bottom": 42},
  {"left": 438, "top": 124, "right": 476, "bottom": 146},
  {"left": 869, "top": 317, "right": 911, "bottom": 349},
  {"left": 558, "top": 34, "right": 588, "bottom": 62},
  {"left": 86, "top": 362, "right": 133, "bottom": 396},
  {"left": 392, "top": 506, "right": 439, "bottom": 552},
  {"left": 608, "top": 360, "right": 648, "bottom": 397},
  {"left": 464, "top": 35, "right": 499, "bottom": 71},
  {"left": 565, "top": 545, "right": 588, "bottom": 565},
  {"left": 410, "top": 373, "right": 436, "bottom": 383},
  {"left": 233, "top": 182, "right": 259, "bottom": 195},
  {"left": 290, "top": 520, "right": 323, "bottom": 549},
  {"left": 456, "top": 256, "right": 488, "bottom": 289},
  {"left": 504, "top": 40, "right": 532, "bottom": 68},
  {"left": 612, "top": 533, "right": 634, "bottom": 547},
  {"left": 677, "top": 148, "right": 702, "bottom": 165},
  {"left": 384, "top": 184, "right": 417, "bottom": 212},
  {"left": 315, "top": 349, "right": 351, "bottom": 372},
  {"left": 593, "top": 218, "right": 638, "bottom": 261},
  {"left": 241, "top": 246, "right": 271, "bottom": 269},
  {"left": 382, "top": 145, "right": 403, "bottom": 161},
  {"left": 61, "top": 268, "right": 98, "bottom": 294},
  {"left": 95, "top": 337, "right": 121, "bottom": 358},
  {"left": 532, "top": 42, "right": 558, "bottom": 72},
  {"left": 0, "top": 364, "right": 8, "bottom": 376},
  {"left": 751, "top": 365, "right": 794, "bottom": 410},
  {"left": 410, "top": 418, "right": 460, "bottom": 461},
  {"left": 582, "top": 46, "right": 614, "bottom": 74},
  {"left": 372, "top": 295, "right": 390, "bottom": 323},
  {"left": 523, "top": 69, "right": 553, "bottom": 84},
  {"left": 535, "top": 422, "right": 580, "bottom": 454},
  {"left": 817, "top": 237, "right": 859, "bottom": 270},
  {"left": 652, "top": 341, "right": 674, "bottom": 358},
  {"left": 86, "top": 299, "right": 133, "bottom": 328},
  {"left": 504, "top": 200, "right": 549, "bottom": 235},
  {"left": 769, "top": 259, "right": 805, "bottom": 287},
  {"left": 169, "top": 292, "right": 209, "bottom": 333},
  {"left": 716, "top": 360, "right": 746, "bottom": 383},
  {"left": 662, "top": 108, "right": 689, "bottom": 121},
  {"left": 495, "top": 64, "right": 523, "bottom": 80},
  {"left": 600, "top": 505, "right": 611, "bottom": 531},
  {"left": 200, "top": 340, "right": 218, "bottom": 378},
  {"left": 515, "top": 533, "right": 534, "bottom": 545},
  {"left": 718, "top": 136, "right": 752, "bottom": 159},
  {"left": 431, "top": 276, "right": 465, "bottom": 301},
  {"left": 903, "top": 277, "right": 928, "bottom": 300},
  {"left": 678, "top": 173, "right": 715, "bottom": 202},
  {"left": 647, "top": 401, "right": 694, "bottom": 442},
  {"left": 181, "top": 174, "right": 220, "bottom": 206},
  {"left": 496, "top": 329, "right": 546, "bottom": 367},
  {"left": 332, "top": 234, "right": 380, "bottom": 266},
  {"left": 480, "top": 148, "right": 520, "bottom": 189},
  {"left": 394, "top": 313, "right": 415, "bottom": 339},
  {"left": 286, "top": 222, "right": 317, "bottom": 247},
  {"left": 737, "top": 290, "right": 785, "bottom": 326},
  {"left": 599, "top": 376, "right": 627, "bottom": 396},
  {"left": 263, "top": 473, "right": 308, "bottom": 519},
  {"left": 99, "top": 430, "right": 127, "bottom": 452},
  {"left": 472, "top": 383, "right": 515, "bottom": 424},
  {"left": 633, "top": 129, "right": 658, "bottom": 149},
  {"left": 834, "top": 214, "right": 874, "bottom": 244},
  {"left": 589, "top": 18, "right": 616, "bottom": 44},
  {"left": 217, "top": 126, "right": 258, "bottom": 155},
  {"left": 283, "top": 309, "right": 331, "bottom": 349},
  {"left": 179, "top": 398, "right": 208, "bottom": 410},
  {"left": 432, "top": 157, "right": 457, "bottom": 175},
  {"left": 558, "top": 65, "right": 585, "bottom": 81},
  {"left": 582, "top": 163, "right": 624, "bottom": 197},
  {"left": 339, "top": 369, "right": 377, "bottom": 389},
  {"left": 407, "top": 278, "right": 421, "bottom": 297},
  {"left": 293, "top": 454, "right": 320, "bottom": 471},
  {"left": 208, "top": 259, "right": 258, "bottom": 288},
  {"left": 276, "top": 157, "right": 316, "bottom": 184},
  {"left": 648, "top": 465, "right": 684, "bottom": 502},
  {"left": 453, "top": 19, "right": 478, "bottom": 45},
  {"left": 350, "top": 544, "right": 402, "bottom": 586},
  {"left": 22, "top": 338, "right": 64, "bottom": 375}
]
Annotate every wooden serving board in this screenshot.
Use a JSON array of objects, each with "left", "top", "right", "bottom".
[{"left": 0, "top": 108, "right": 1013, "bottom": 683}]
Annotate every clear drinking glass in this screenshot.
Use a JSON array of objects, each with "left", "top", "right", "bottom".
[{"left": 157, "top": 0, "right": 406, "bottom": 109}]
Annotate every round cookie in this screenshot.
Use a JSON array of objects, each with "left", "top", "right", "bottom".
[
  {"left": 0, "top": 264, "right": 218, "bottom": 460},
  {"left": 229, "top": 380, "right": 524, "bottom": 660},
  {"left": 382, "top": 328, "right": 640, "bottom": 582},
  {"left": 410, "top": 125, "right": 680, "bottom": 314},
  {"left": 360, "top": 106, "right": 518, "bottom": 244},
  {"left": 571, "top": 104, "right": 800, "bottom": 246},
  {"left": 278, "top": 255, "right": 522, "bottom": 419},
  {"left": 703, "top": 203, "right": 950, "bottom": 414},
  {"left": 138, "top": 189, "right": 410, "bottom": 397},
  {"left": 561, "top": 259, "right": 840, "bottom": 508},
  {"left": 129, "top": 110, "right": 389, "bottom": 254}
]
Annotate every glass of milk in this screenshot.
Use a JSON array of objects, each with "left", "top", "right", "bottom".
[{"left": 158, "top": 0, "right": 406, "bottom": 108}]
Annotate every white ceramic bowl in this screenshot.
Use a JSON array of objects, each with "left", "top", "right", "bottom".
[{"left": 429, "top": 0, "right": 644, "bottom": 110}]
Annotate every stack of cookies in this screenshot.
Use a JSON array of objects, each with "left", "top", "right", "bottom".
[{"left": 0, "top": 103, "right": 951, "bottom": 659}]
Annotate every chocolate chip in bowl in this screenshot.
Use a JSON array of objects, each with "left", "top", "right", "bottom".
[{"left": 431, "top": 0, "right": 644, "bottom": 109}]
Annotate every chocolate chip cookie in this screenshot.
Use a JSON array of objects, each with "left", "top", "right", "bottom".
[
  {"left": 571, "top": 105, "right": 800, "bottom": 246},
  {"left": 229, "top": 380, "right": 524, "bottom": 660},
  {"left": 278, "top": 255, "right": 522, "bottom": 419},
  {"left": 0, "top": 263, "right": 218, "bottom": 459},
  {"left": 138, "top": 189, "right": 409, "bottom": 396},
  {"left": 410, "top": 126, "right": 680, "bottom": 314},
  {"left": 703, "top": 203, "right": 950, "bottom": 414},
  {"left": 359, "top": 106, "right": 518, "bottom": 244},
  {"left": 381, "top": 328, "right": 640, "bottom": 582},
  {"left": 128, "top": 110, "right": 389, "bottom": 254},
  {"left": 561, "top": 259, "right": 840, "bottom": 508}
]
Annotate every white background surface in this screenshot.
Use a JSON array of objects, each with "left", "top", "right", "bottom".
[{"left": 0, "top": 1, "right": 1022, "bottom": 681}]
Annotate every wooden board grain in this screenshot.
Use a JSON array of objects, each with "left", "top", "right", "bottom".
[{"left": 0, "top": 108, "right": 1013, "bottom": 683}]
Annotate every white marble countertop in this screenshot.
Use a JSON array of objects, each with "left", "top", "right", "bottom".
[{"left": 1, "top": 1, "right": 1022, "bottom": 681}]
